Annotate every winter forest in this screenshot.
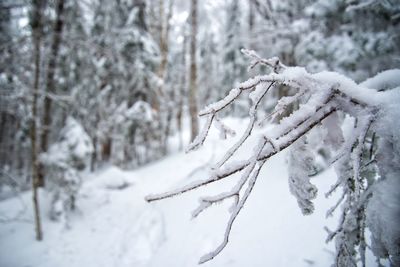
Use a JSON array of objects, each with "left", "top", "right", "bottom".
[{"left": 0, "top": 0, "right": 399, "bottom": 266}]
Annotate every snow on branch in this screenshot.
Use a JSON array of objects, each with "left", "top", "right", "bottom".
[
  {"left": 241, "top": 48, "right": 285, "bottom": 73},
  {"left": 186, "top": 113, "right": 215, "bottom": 152},
  {"left": 146, "top": 52, "right": 398, "bottom": 265},
  {"left": 345, "top": 0, "right": 378, "bottom": 12}
]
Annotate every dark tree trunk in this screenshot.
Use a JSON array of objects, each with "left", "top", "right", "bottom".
[
  {"left": 30, "top": 0, "right": 45, "bottom": 241},
  {"left": 91, "top": 135, "right": 97, "bottom": 172},
  {"left": 176, "top": 32, "right": 188, "bottom": 150},
  {"left": 39, "top": 0, "right": 65, "bottom": 186},
  {"left": 101, "top": 138, "right": 112, "bottom": 162}
]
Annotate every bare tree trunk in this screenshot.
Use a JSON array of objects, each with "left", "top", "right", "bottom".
[
  {"left": 163, "top": 89, "right": 174, "bottom": 153},
  {"left": 30, "top": 0, "right": 44, "bottom": 241},
  {"left": 188, "top": 0, "right": 199, "bottom": 142},
  {"left": 153, "top": 0, "right": 174, "bottom": 154},
  {"left": 177, "top": 31, "right": 188, "bottom": 151},
  {"left": 249, "top": 0, "right": 255, "bottom": 32},
  {"left": 161, "top": 0, "right": 174, "bottom": 154},
  {"left": 101, "top": 138, "right": 112, "bottom": 162},
  {"left": 91, "top": 135, "right": 97, "bottom": 172},
  {"left": 39, "top": 0, "right": 65, "bottom": 186},
  {"left": 158, "top": 0, "right": 167, "bottom": 79}
]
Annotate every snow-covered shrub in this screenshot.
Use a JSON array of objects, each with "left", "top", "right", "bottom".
[
  {"left": 40, "top": 117, "right": 93, "bottom": 224},
  {"left": 146, "top": 50, "right": 400, "bottom": 265},
  {"left": 297, "top": 0, "right": 400, "bottom": 82},
  {"left": 112, "top": 100, "right": 162, "bottom": 168}
]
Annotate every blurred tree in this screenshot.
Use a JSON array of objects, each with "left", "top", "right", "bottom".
[{"left": 188, "top": 0, "right": 199, "bottom": 142}]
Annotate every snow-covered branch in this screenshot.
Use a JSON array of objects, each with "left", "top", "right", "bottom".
[
  {"left": 146, "top": 52, "right": 400, "bottom": 265},
  {"left": 241, "top": 49, "right": 285, "bottom": 73}
]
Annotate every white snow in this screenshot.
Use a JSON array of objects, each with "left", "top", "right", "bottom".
[
  {"left": 0, "top": 118, "right": 384, "bottom": 267},
  {"left": 360, "top": 69, "right": 400, "bottom": 91},
  {"left": 40, "top": 117, "right": 93, "bottom": 166}
]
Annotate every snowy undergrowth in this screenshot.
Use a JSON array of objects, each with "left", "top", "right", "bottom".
[{"left": 0, "top": 118, "right": 385, "bottom": 267}]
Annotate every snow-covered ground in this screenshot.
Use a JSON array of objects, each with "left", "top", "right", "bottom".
[{"left": 0, "top": 118, "right": 380, "bottom": 267}]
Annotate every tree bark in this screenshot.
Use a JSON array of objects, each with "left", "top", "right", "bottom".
[
  {"left": 177, "top": 31, "right": 188, "bottom": 150},
  {"left": 39, "top": 0, "right": 65, "bottom": 186},
  {"left": 158, "top": 0, "right": 167, "bottom": 78},
  {"left": 249, "top": 0, "right": 255, "bottom": 32},
  {"left": 90, "top": 134, "right": 97, "bottom": 172},
  {"left": 101, "top": 138, "right": 112, "bottom": 162},
  {"left": 188, "top": 0, "right": 199, "bottom": 142},
  {"left": 30, "top": 0, "right": 44, "bottom": 241},
  {"left": 161, "top": 0, "right": 174, "bottom": 154}
]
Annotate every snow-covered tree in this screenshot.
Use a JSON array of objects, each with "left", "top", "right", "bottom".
[
  {"left": 112, "top": 100, "right": 160, "bottom": 167},
  {"left": 40, "top": 117, "right": 93, "bottom": 225},
  {"left": 198, "top": 31, "right": 220, "bottom": 105},
  {"left": 222, "top": 0, "right": 246, "bottom": 90},
  {"left": 71, "top": 0, "right": 162, "bottom": 169},
  {"left": 296, "top": 0, "right": 400, "bottom": 81},
  {"left": 146, "top": 50, "right": 400, "bottom": 266},
  {"left": 0, "top": 1, "right": 32, "bottom": 182}
]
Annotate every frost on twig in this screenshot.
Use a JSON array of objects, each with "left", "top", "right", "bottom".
[
  {"left": 288, "top": 137, "right": 318, "bottom": 215},
  {"left": 214, "top": 116, "right": 236, "bottom": 140},
  {"left": 241, "top": 48, "right": 285, "bottom": 73},
  {"left": 186, "top": 113, "right": 215, "bottom": 152},
  {"left": 146, "top": 51, "right": 400, "bottom": 265}
]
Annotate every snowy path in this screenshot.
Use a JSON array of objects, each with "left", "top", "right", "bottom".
[{"left": 0, "top": 119, "right": 379, "bottom": 267}]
